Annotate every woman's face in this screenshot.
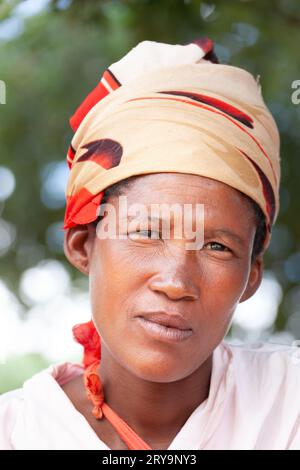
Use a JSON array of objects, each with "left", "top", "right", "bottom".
[{"left": 65, "top": 173, "right": 263, "bottom": 383}]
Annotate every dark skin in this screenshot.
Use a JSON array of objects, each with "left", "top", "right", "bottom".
[{"left": 63, "top": 173, "right": 264, "bottom": 450}]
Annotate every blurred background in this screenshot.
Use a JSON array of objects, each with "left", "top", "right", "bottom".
[{"left": 0, "top": 0, "right": 300, "bottom": 393}]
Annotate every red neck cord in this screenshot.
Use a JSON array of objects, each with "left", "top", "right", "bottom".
[{"left": 73, "top": 320, "right": 152, "bottom": 450}]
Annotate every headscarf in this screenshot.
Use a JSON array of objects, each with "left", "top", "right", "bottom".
[
  {"left": 65, "top": 37, "right": 281, "bottom": 450},
  {"left": 64, "top": 38, "right": 280, "bottom": 248}
]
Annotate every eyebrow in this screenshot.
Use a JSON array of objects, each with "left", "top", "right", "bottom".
[
  {"left": 125, "top": 214, "right": 245, "bottom": 246},
  {"left": 125, "top": 215, "right": 176, "bottom": 223},
  {"left": 205, "top": 229, "right": 245, "bottom": 247}
]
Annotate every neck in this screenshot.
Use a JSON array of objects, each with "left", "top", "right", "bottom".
[{"left": 98, "top": 346, "right": 213, "bottom": 445}]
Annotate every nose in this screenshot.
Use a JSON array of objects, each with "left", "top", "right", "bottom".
[
  {"left": 148, "top": 251, "right": 200, "bottom": 301},
  {"left": 149, "top": 275, "right": 199, "bottom": 301}
]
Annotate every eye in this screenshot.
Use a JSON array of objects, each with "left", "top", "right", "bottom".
[
  {"left": 205, "top": 241, "right": 231, "bottom": 252},
  {"left": 127, "top": 229, "right": 162, "bottom": 240}
]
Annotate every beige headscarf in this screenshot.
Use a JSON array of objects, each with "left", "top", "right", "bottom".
[{"left": 64, "top": 38, "right": 280, "bottom": 251}]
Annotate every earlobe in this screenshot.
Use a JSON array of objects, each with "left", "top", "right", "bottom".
[
  {"left": 63, "top": 225, "right": 93, "bottom": 276},
  {"left": 239, "top": 255, "right": 264, "bottom": 303}
]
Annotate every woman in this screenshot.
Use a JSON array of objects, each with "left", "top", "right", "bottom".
[{"left": 0, "top": 38, "right": 299, "bottom": 450}]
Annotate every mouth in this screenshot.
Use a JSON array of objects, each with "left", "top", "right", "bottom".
[{"left": 134, "top": 311, "right": 193, "bottom": 343}]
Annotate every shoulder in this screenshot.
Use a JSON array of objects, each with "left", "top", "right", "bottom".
[
  {"left": 223, "top": 340, "right": 300, "bottom": 378},
  {"left": 219, "top": 340, "right": 300, "bottom": 449},
  {"left": 220, "top": 340, "right": 300, "bottom": 389},
  {"left": 0, "top": 361, "right": 84, "bottom": 450}
]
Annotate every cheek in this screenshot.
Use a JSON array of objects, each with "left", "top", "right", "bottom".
[
  {"left": 89, "top": 242, "right": 140, "bottom": 345},
  {"left": 196, "top": 259, "right": 250, "bottom": 339},
  {"left": 206, "top": 259, "right": 250, "bottom": 307}
]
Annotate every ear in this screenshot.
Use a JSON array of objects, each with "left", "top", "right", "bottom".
[
  {"left": 239, "top": 254, "right": 264, "bottom": 303},
  {"left": 63, "top": 224, "right": 95, "bottom": 276}
]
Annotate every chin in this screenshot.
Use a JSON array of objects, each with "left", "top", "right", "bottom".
[{"left": 124, "top": 352, "right": 191, "bottom": 383}]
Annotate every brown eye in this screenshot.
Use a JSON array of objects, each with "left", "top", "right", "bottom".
[{"left": 206, "top": 242, "right": 230, "bottom": 252}]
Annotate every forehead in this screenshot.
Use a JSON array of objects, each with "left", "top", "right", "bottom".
[
  {"left": 117, "top": 173, "right": 253, "bottom": 213},
  {"left": 105, "top": 173, "right": 256, "bottom": 241}
]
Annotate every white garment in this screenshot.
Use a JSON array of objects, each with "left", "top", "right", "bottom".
[{"left": 1, "top": 340, "right": 300, "bottom": 450}]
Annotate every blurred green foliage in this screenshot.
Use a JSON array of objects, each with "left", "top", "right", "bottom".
[
  {"left": 0, "top": 0, "right": 300, "bottom": 337},
  {"left": 0, "top": 353, "right": 51, "bottom": 393}
]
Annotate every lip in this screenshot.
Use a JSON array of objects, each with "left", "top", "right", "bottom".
[
  {"left": 136, "top": 311, "right": 192, "bottom": 330},
  {"left": 135, "top": 311, "right": 193, "bottom": 343}
]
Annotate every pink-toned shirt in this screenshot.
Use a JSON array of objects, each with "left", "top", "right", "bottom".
[{"left": 1, "top": 340, "right": 300, "bottom": 450}]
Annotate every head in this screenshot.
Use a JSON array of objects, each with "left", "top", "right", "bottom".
[
  {"left": 63, "top": 38, "right": 280, "bottom": 385},
  {"left": 64, "top": 172, "right": 266, "bottom": 383}
]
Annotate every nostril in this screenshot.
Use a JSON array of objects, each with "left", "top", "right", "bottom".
[{"left": 149, "top": 278, "right": 199, "bottom": 301}]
